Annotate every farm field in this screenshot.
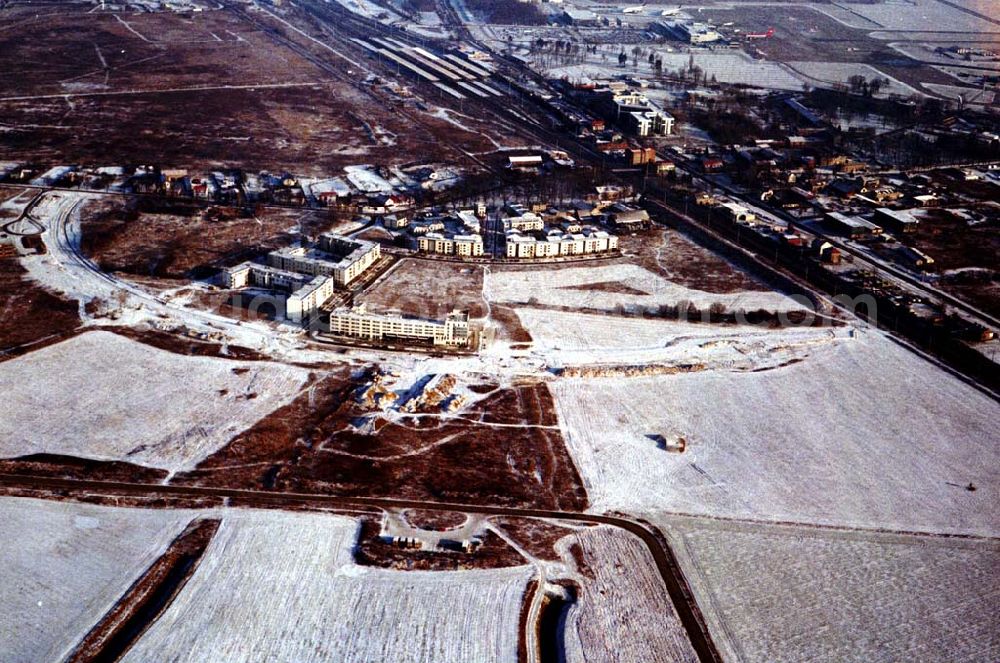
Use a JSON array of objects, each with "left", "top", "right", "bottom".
[
  {"left": 549, "top": 328, "right": 1000, "bottom": 535},
  {"left": 619, "top": 227, "right": 774, "bottom": 295},
  {"left": 0, "top": 497, "right": 193, "bottom": 663},
  {"left": 0, "top": 330, "right": 310, "bottom": 474},
  {"left": 175, "top": 371, "right": 589, "bottom": 511},
  {"left": 662, "top": 515, "right": 1000, "bottom": 662},
  {"left": 0, "top": 258, "right": 81, "bottom": 358},
  {"left": 922, "top": 83, "right": 996, "bottom": 104},
  {"left": 691, "top": 3, "right": 965, "bottom": 92},
  {"left": 564, "top": 525, "right": 698, "bottom": 663},
  {"left": 120, "top": 509, "right": 533, "bottom": 663}
]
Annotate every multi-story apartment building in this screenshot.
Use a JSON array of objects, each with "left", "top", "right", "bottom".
[{"left": 326, "top": 304, "right": 471, "bottom": 347}]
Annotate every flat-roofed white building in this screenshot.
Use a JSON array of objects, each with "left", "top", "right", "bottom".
[
  {"left": 825, "top": 211, "right": 883, "bottom": 238},
  {"left": 326, "top": 304, "right": 471, "bottom": 347},
  {"left": 502, "top": 211, "right": 545, "bottom": 232},
  {"left": 507, "top": 155, "right": 544, "bottom": 170},
  {"left": 505, "top": 227, "right": 618, "bottom": 259},
  {"left": 456, "top": 210, "right": 481, "bottom": 233},
  {"left": 720, "top": 202, "right": 757, "bottom": 223},
  {"left": 287, "top": 276, "right": 335, "bottom": 324},
  {"left": 417, "top": 232, "right": 484, "bottom": 257},
  {"left": 609, "top": 91, "right": 675, "bottom": 136},
  {"left": 222, "top": 262, "right": 333, "bottom": 324},
  {"left": 268, "top": 234, "right": 380, "bottom": 286}
]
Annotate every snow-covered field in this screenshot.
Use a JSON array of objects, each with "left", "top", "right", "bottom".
[
  {"left": 922, "top": 83, "right": 996, "bottom": 105},
  {"left": 0, "top": 498, "right": 193, "bottom": 663},
  {"left": 122, "top": 510, "right": 533, "bottom": 663},
  {"left": 545, "top": 53, "right": 804, "bottom": 90},
  {"left": 888, "top": 42, "right": 1000, "bottom": 72},
  {"left": 512, "top": 307, "right": 845, "bottom": 368},
  {"left": 785, "top": 61, "right": 923, "bottom": 98},
  {"left": 663, "top": 516, "right": 1000, "bottom": 662},
  {"left": 332, "top": 0, "right": 402, "bottom": 22},
  {"left": 550, "top": 328, "right": 1000, "bottom": 535},
  {"left": 0, "top": 331, "right": 309, "bottom": 473},
  {"left": 487, "top": 263, "right": 805, "bottom": 314},
  {"left": 564, "top": 526, "right": 697, "bottom": 663}
]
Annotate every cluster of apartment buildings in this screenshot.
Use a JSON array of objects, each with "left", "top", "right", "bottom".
[
  {"left": 500, "top": 203, "right": 618, "bottom": 258},
  {"left": 223, "top": 234, "right": 380, "bottom": 324},
  {"left": 378, "top": 199, "right": 625, "bottom": 261}
]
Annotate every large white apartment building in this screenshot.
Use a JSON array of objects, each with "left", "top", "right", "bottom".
[
  {"left": 506, "top": 227, "right": 618, "bottom": 259},
  {"left": 286, "top": 277, "right": 335, "bottom": 324},
  {"left": 502, "top": 211, "right": 545, "bottom": 232},
  {"left": 417, "top": 233, "right": 484, "bottom": 257},
  {"left": 326, "top": 304, "right": 471, "bottom": 347},
  {"left": 223, "top": 262, "right": 333, "bottom": 324},
  {"left": 608, "top": 91, "right": 675, "bottom": 137},
  {"left": 268, "top": 234, "right": 380, "bottom": 286}
]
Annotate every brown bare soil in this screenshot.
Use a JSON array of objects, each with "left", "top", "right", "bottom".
[
  {"left": 898, "top": 211, "right": 1000, "bottom": 318},
  {"left": 492, "top": 517, "right": 578, "bottom": 562},
  {"left": 173, "top": 371, "right": 588, "bottom": 510},
  {"left": 622, "top": 226, "right": 771, "bottom": 294},
  {"left": 491, "top": 304, "right": 533, "bottom": 343},
  {"left": 0, "top": 187, "right": 29, "bottom": 216},
  {"left": 66, "top": 518, "right": 220, "bottom": 663},
  {"left": 0, "top": 258, "right": 80, "bottom": 360},
  {"left": 403, "top": 508, "right": 469, "bottom": 531},
  {"left": 939, "top": 277, "right": 1000, "bottom": 321},
  {"left": 353, "top": 517, "right": 524, "bottom": 571},
  {"left": 79, "top": 197, "right": 327, "bottom": 280},
  {"left": 0, "top": 487, "right": 223, "bottom": 511},
  {"left": 560, "top": 281, "right": 650, "bottom": 296},
  {"left": 106, "top": 326, "right": 273, "bottom": 362},
  {"left": 0, "top": 7, "right": 503, "bottom": 173},
  {"left": 518, "top": 579, "right": 539, "bottom": 663},
  {"left": 0, "top": 453, "right": 168, "bottom": 484},
  {"left": 361, "top": 258, "right": 486, "bottom": 319},
  {"left": 904, "top": 210, "right": 999, "bottom": 273}
]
